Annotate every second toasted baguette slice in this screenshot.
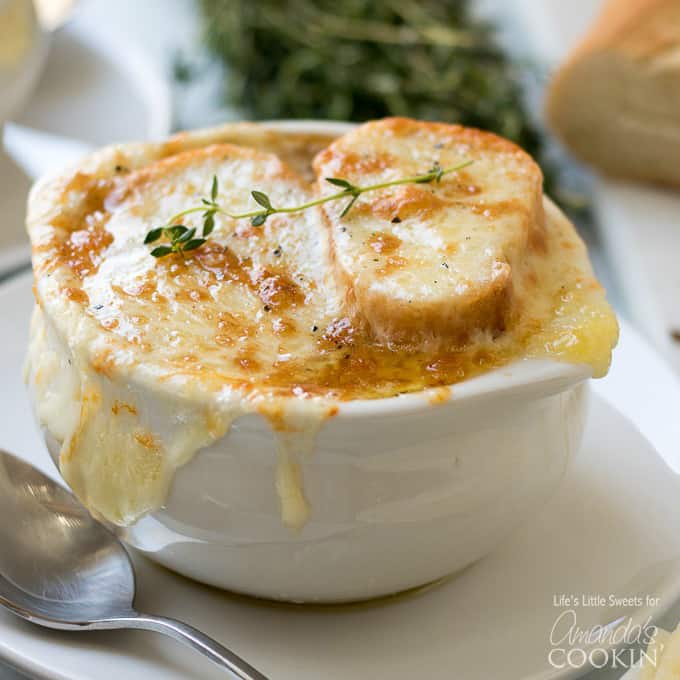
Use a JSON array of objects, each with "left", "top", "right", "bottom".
[{"left": 313, "top": 117, "right": 545, "bottom": 349}]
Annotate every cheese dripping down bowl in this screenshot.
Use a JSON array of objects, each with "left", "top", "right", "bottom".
[{"left": 25, "top": 119, "right": 618, "bottom": 603}]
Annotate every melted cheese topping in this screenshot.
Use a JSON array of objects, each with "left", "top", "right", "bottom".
[{"left": 26, "top": 119, "right": 618, "bottom": 528}]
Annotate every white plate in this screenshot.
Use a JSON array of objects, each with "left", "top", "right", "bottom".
[
  {"left": 0, "top": 16, "right": 171, "bottom": 277},
  {"left": 1, "top": 272, "right": 680, "bottom": 679}
]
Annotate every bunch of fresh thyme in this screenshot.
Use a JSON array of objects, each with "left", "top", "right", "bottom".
[
  {"left": 192, "top": 1, "right": 557, "bottom": 190},
  {"left": 145, "top": 160, "right": 472, "bottom": 257}
]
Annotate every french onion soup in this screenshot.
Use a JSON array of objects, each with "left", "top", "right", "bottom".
[{"left": 26, "top": 118, "right": 618, "bottom": 529}]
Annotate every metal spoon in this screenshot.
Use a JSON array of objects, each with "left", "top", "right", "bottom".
[{"left": 0, "top": 449, "right": 269, "bottom": 680}]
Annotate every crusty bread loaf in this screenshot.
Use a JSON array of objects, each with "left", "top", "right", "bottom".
[{"left": 546, "top": 0, "right": 680, "bottom": 187}]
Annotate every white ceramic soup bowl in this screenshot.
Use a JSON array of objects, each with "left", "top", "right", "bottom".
[
  {"left": 38, "top": 358, "right": 588, "bottom": 603},
  {"left": 31, "top": 119, "right": 596, "bottom": 603}
]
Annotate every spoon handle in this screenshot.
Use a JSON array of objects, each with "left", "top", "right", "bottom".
[{"left": 115, "top": 613, "right": 270, "bottom": 679}]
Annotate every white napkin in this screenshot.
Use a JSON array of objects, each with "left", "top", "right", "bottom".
[{"left": 2, "top": 122, "right": 92, "bottom": 180}]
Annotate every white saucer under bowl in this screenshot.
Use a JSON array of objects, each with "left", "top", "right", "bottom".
[{"left": 1, "top": 271, "right": 679, "bottom": 680}]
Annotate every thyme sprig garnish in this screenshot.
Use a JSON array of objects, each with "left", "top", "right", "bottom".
[
  {"left": 145, "top": 159, "right": 473, "bottom": 258},
  {"left": 144, "top": 226, "right": 207, "bottom": 258}
]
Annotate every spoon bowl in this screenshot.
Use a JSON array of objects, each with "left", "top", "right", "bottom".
[
  {"left": 0, "top": 449, "right": 268, "bottom": 679},
  {"left": 0, "top": 450, "right": 135, "bottom": 624}
]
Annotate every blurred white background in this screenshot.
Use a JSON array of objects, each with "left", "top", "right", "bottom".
[{"left": 2, "top": 2, "right": 680, "bottom": 679}]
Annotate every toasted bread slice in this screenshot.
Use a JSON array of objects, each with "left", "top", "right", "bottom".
[
  {"left": 313, "top": 117, "right": 545, "bottom": 348},
  {"left": 43, "top": 143, "right": 344, "bottom": 385}
]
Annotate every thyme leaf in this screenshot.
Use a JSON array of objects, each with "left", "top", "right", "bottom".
[
  {"left": 203, "top": 212, "right": 215, "bottom": 236},
  {"left": 251, "top": 190, "right": 273, "bottom": 209},
  {"left": 183, "top": 238, "right": 207, "bottom": 251},
  {"left": 144, "top": 227, "right": 163, "bottom": 244},
  {"left": 150, "top": 245, "right": 173, "bottom": 258},
  {"left": 325, "top": 177, "right": 355, "bottom": 190}
]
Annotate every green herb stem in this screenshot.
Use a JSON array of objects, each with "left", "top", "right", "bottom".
[
  {"left": 145, "top": 159, "right": 473, "bottom": 257},
  {"left": 165, "top": 206, "right": 209, "bottom": 222}
]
